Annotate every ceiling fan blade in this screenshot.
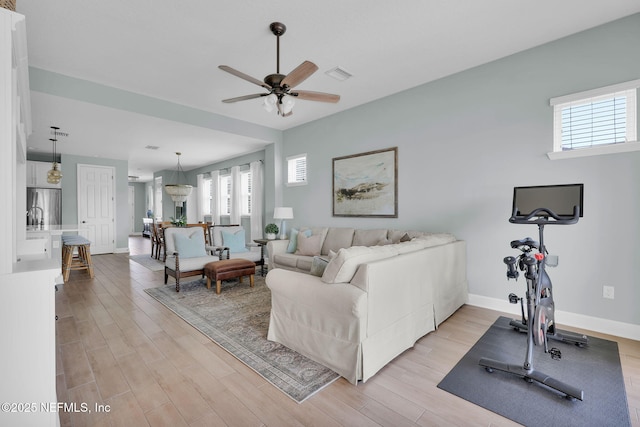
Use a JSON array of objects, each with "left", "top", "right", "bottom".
[
  {"left": 291, "top": 90, "right": 340, "bottom": 103},
  {"left": 219, "top": 65, "right": 271, "bottom": 89},
  {"left": 281, "top": 61, "right": 318, "bottom": 89},
  {"left": 222, "top": 93, "right": 267, "bottom": 103}
]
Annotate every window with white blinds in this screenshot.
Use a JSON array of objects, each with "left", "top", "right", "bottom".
[
  {"left": 549, "top": 80, "right": 640, "bottom": 159},
  {"left": 287, "top": 154, "right": 307, "bottom": 186}
]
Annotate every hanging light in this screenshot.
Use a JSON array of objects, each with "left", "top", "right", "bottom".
[
  {"left": 47, "top": 126, "right": 63, "bottom": 185},
  {"left": 164, "top": 152, "right": 192, "bottom": 206}
]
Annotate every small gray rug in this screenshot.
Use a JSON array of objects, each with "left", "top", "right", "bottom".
[
  {"left": 144, "top": 277, "right": 339, "bottom": 403},
  {"left": 438, "top": 316, "right": 631, "bottom": 426},
  {"left": 129, "top": 254, "right": 164, "bottom": 271}
]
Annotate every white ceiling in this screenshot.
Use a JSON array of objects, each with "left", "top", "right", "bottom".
[{"left": 16, "top": 1, "right": 640, "bottom": 181}]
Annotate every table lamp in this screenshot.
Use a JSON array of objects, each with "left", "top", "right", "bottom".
[{"left": 273, "top": 207, "right": 294, "bottom": 240}]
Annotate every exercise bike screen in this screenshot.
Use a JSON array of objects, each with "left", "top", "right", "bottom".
[{"left": 512, "top": 183, "right": 583, "bottom": 218}]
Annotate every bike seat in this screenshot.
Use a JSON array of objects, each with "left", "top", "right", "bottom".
[{"left": 510, "top": 237, "right": 539, "bottom": 250}]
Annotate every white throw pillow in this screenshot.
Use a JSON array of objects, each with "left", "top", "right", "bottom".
[{"left": 321, "top": 245, "right": 398, "bottom": 284}]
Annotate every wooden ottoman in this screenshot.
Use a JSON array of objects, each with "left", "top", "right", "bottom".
[{"left": 204, "top": 259, "right": 256, "bottom": 294}]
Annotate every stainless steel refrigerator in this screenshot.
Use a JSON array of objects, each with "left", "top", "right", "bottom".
[{"left": 26, "top": 187, "right": 62, "bottom": 226}]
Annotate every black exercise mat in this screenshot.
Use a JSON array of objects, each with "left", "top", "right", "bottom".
[{"left": 437, "top": 316, "right": 631, "bottom": 427}]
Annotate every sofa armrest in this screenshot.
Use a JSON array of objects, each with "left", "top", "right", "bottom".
[{"left": 266, "top": 239, "right": 290, "bottom": 258}]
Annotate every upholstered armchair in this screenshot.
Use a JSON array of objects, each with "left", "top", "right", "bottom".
[
  {"left": 209, "top": 225, "right": 263, "bottom": 265},
  {"left": 163, "top": 225, "right": 218, "bottom": 292}
]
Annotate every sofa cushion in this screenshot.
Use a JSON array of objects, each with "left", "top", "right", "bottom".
[
  {"left": 227, "top": 247, "right": 262, "bottom": 262},
  {"left": 353, "top": 229, "right": 388, "bottom": 247},
  {"left": 165, "top": 255, "right": 218, "bottom": 271},
  {"left": 322, "top": 245, "right": 399, "bottom": 284},
  {"left": 273, "top": 253, "right": 300, "bottom": 269},
  {"left": 173, "top": 232, "right": 207, "bottom": 258},
  {"left": 321, "top": 227, "right": 355, "bottom": 255},
  {"left": 296, "top": 255, "right": 314, "bottom": 271},
  {"left": 296, "top": 233, "right": 323, "bottom": 256}
]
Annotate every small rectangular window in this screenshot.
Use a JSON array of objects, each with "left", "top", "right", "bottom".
[
  {"left": 287, "top": 154, "right": 307, "bottom": 186},
  {"left": 549, "top": 80, "right": 640, "bottom": 159}
]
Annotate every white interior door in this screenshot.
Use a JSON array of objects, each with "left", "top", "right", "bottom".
[{"left": 78, "top": 164, "right": 115, "bottom": 254}]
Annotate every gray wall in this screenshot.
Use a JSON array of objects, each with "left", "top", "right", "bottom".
[
  {"left": 130, "top": 181, "right": 147, "bottom": 232},
  {"left": 60, "top": 153, "right": 130, "bottom": 250},
  {"left": 280, "top": 14, "right": 640, "bottom": 325}
]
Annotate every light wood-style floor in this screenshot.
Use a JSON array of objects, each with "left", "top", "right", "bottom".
[{"left": 54, "top": 236, "right": 640, "bottom": 427}]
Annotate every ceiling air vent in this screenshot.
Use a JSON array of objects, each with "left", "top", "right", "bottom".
[
  {"left": 145, "top": 145, "right": 160, "bottom": 150},
  {"left": 325, "top": 66, "right": 353, "bottom": 81}
]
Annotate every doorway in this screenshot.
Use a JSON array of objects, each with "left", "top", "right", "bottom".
[{"left": 77, "top": 164, "right": 115, "bottom": 254}]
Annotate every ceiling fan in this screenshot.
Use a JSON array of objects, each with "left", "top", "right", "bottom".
[{"left": 219, "top": 22, "right": 340, "bottom": 117}]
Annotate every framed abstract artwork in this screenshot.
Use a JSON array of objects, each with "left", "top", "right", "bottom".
[{"left": 332, "top": 147, "right": 398, "bottom": 217}]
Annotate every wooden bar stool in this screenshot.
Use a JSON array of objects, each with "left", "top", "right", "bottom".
[{"left": 61, "top": 235, "right": 94, "bottom": 282}]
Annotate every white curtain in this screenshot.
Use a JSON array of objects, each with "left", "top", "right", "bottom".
[
  {"left": 210, "top": 170, "right": 220, "bottom": 225},
  {"left": 230, "top": 165, "right": 242, "bottom": 225},
  {"left": 196, "top": 173, "right": 206, "bottom": 222},
  {"left": 250, "top": 161, "right": 263, "bottom": 240}
]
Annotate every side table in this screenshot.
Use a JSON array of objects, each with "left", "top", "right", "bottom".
[{"left": 253, "top": 239, "right": 272, "bottom": 276}]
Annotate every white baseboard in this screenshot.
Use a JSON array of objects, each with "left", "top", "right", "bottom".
[
  {"left": 114, "top": 247, "right": 129, "bottom": 254},
  {"left": 468, "top": 293, "right": 640, "bottom": 341}
]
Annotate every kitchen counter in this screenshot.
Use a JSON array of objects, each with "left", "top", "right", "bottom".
[
  {"left": 23, "top": 225, "right": 88, "bottom": 284},
  {"left": 26, "top": 224, "right": 88, "bottom": 235}
]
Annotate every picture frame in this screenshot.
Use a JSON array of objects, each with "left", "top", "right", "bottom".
[{"left": 332, "top": 147, "right": 398, "bottom": 217}]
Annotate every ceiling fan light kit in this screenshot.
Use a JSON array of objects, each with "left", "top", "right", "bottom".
[{"left": 219, "top": 22, "right": 340, "bottom": 117}]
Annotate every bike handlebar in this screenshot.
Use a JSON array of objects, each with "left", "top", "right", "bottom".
[{"left": 509, "top": 206, "right": 580, "bottom": 225}]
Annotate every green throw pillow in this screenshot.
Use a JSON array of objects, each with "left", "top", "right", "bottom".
[
  {"left": 173, "top": 232, "right": 207, "bottom": 258},
  {"left": 222, "top": 229, "right": 248, "bottom": 253},
  {"left": 310, "top": 256, "right": 330, "bottom": 277}
]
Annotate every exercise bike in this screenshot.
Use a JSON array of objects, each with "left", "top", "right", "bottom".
[
  {"left": 504, "top": 237, "right": 588, "bottom": 351},
  {"left": 479, "top": 202, "right": 586, "bottom": 401}
]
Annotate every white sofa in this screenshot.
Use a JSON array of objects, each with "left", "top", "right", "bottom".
[{"left": 265, "top": 227, "right": 467, "bottom": 384}]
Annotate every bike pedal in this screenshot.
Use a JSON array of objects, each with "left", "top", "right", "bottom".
[
  {"left": 508, "top": 293, "right": 519, "bottom": 304},
  {"left": 549, "top": 348, "right": 562, "bottom": 360}
]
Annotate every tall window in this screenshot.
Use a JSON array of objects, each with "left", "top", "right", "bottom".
[
  {"left": 287, "top": 153, "right": 307, "bottom": 186},
  {"left": 154, "top": 176, "right": 163, "bottom": 219},
  {"left": 549, "top": 80, "right": 639, "bottom": 159},
  {"left": 241, "top": 171, "right": 252, "bottom": 215},
  {"left": 219, "top": 171, "right": 252, "bottom": 216},
  {"left": 201, "top": 177, "right": 212, "bottom": 216},
  {"left": 219, "top": 174, "right": 231, "bottom": 215}
]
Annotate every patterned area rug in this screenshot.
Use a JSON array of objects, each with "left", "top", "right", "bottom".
[
  {"left": 129, "top": 254, "right": 164, "bottom": 271},
  {"left": 144, "top": 276, "right": 339, "bottom": 403}
]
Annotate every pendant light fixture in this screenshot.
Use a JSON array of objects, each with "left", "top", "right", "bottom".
[
  {"left": 47, "top": 126, "right": 63, "bottom": 185},
  {"left": 164, "top": 152, "right": 192, "bottom": 206}
]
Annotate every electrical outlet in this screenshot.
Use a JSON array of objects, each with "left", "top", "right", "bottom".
[{"left": 603, "top": 286, "right": 615, "bottom": 299}]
